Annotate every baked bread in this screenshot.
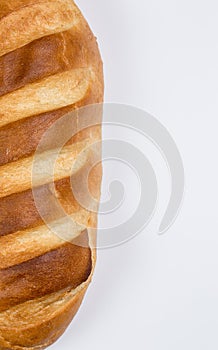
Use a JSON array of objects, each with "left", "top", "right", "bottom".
[{"left": 0, "top": 0, "right": 104, "bottom": 349}]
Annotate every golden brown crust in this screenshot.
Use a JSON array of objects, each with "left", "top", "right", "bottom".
[
  {"left": 0, "top": 231, "right": 92, "bottom": 312},
  {"left": 0, "top": 178, "right": 83, "bottom": 236},
  {"left": 0, "top": 282, "right": 89, "bottom": 350},
  {"left": 0, "top": 217, "right": 88, "bottom": 269},
  {"left": 0, "top": 107, "right": 74, "bottom": 166},
  {"left": 0, "top": 0, "right": 104, "bottom": 349},
  {"left": 0, "top": 0, "right": 80, "bottom": 57},
  {"left": 0, "top": 161, "right": 101, "bottom": 236},
  {"left": 0, "top": 68, "right": 92, "bottom": 128}
]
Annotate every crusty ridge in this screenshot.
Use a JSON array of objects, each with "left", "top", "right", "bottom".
[
  {"left": 0, "top": 0, "right": 104, "bottom": 349},
  {"left": 0, "top": 68, "right": 93, "bottom": 128},
  {"left": 0, "top": 139, "right": 93, "bottom": 198},
  {"left": 0, "top": 276, "right": 93, "bottom": 350},
  {"left": 0, "top": 230, "right": 92, "bottom": 312},
  {"left": 0, "top": 213, "right": 91, "bottom": 269},
  {"left": 0, "top": 0, "right": 80, "bottom": 57}
]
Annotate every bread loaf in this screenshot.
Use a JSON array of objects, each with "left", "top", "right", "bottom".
[{"left": 0, "top": 0, "right": 104, "bottom": 349}]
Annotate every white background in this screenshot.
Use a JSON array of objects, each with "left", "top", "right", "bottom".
[{"left": 52, "top": 1, "right": 218, "bottom": 349}]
